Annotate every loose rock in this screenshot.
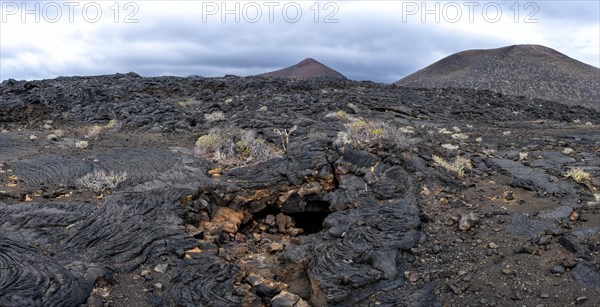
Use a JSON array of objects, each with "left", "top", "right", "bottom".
[
  {"left": 154, "top": 263, "right": 169, "bottom": 274},
  {"left": 459, "top": 213, "right": 480, "bottom": 231}
]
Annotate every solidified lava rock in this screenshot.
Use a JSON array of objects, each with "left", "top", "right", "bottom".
[
  {"left": 1, "top": 74, "right": 599, "bottom": 306},
  {"left": 0, "top": 235, "right": 95, "bottom": 306}
]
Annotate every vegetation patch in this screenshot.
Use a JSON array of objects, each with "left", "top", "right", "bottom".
[
  {"left": 195, "top": 127, "right": 281, "bottom": 167},
  {"left": 85, "top": 125, "right": 103, "bottom": 140},
  {"left": 204, "top": 111, "right": 225, "bottom": 123},
  {"left": 107, "top": 119, "right": 119, "bottom": 129},
  {"left": 564, "top": 167, "right": 591, "bottom": 182},
  {"left": 342, "top": 117, "right": 409, "bottom": 148},
  {"left": 77, "top": 170, "right": 128, "bottom": 192},
  {"left": 75, "top": 140, "right": 89, "bottom": 149},
  {"left": 432, "top": 155, "right": 472, "bottom": 177}
]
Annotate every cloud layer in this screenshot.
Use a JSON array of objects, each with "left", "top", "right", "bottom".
[{"left": 1, "top": 1, "right": 598, "bottom": 82}]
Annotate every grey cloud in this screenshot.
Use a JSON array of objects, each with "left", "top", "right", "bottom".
[
  {"left": 1, "top": 1, "right": 597, "bottom": 82},
  {"left": 536, "top": 1, "right": 599, "bottom": 23}
]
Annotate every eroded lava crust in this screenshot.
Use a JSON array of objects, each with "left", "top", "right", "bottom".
[{"left": 1, "top": 73, "right": 599, "bottom": 306}]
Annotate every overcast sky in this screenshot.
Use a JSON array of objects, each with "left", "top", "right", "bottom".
[{"left": 1, "top": 1, "right": 598, "bottom": 82}]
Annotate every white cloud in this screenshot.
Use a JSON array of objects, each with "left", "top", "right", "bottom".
[{"left": 1, "top": 1, "right": 598, "bottom": 82}]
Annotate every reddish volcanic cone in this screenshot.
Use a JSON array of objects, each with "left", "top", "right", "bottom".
[{"left": 258, "top": 58, "right": 347, "bottom": 79}]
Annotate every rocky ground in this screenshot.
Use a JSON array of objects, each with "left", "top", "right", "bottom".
[
  {"left": 1, "top": 74, "right": 599, "bottom": 306},
  {"left": 395, "top": 45, "right": 600, "bottom": 112}
]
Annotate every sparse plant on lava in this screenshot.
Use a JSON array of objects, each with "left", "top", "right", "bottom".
[
  {"left": 195, "top": 127, "right": 280, "bottom": 167},
  {"left": 77, "top": 170, "right": 128, "bottom": 192},
  {"left": 274, "top": 125, "right": 297, "bottom": 151},
  {"left": 564, "top": 168, "right": 591, "bottom": 182},
  {"left": 432, "top": 155, "right": 472, "bottom": 177}
]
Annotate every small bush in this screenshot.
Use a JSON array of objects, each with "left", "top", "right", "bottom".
[
  {"left": 345, "top": 118, "right": 407, "bottom": 147},
  {"left": 107, "top": 119, "right": 119, "bottom": 129},
  {"left": 75, "top": 140, "right": 89, "bottom": 149},
  {"left": 441, "top": 143, "right": 459, "bottom": 150},
  {"left": 564, "top": 168, "right": 591, "bottom": 182},
  {"left": 177, "top": 98, "right": 195, "bottom": 107},
  {"left": 335, "top": 132, "right": 352, "bottom": 145},
  {"left": 53, "top": 129, "right": 65, "bottom": 138},
  {"left": 482, "top": 149, "right": 496, "bottom": 157},
  {"left": 195, "top": 127, "right": 280, "bottom": 167},
  {"left": 335, "top": 110, "right": 349, "bottom": 120},
  {"left": 325, "top": 110, "right": 354, "bottom": 121},
  {"left": 451, "top": 133, "right": 469, "bottom": 140},
  {"left": 204, "top": 111, "right": 225, "bottom": 123},
  {"left": 326, "top": 113, "right": 410, "bottom": 149},
  {"left": 518, "top": 152, "right": 528, "bottom": 160},
  {"left": 432, "top": 155, "right": 472, "bottom": 177},
  {"left": 77, "top": 170, "right": 128, "bottom": 192},
  {"left": 195, "top": 133, "right": 233, "bottom": 157},
  {"left": 243, "top": 131, "right": 280, "bottom": 162},
  {"left": 274, "top": 125, "right": 297, "bottom": 151},
  {"left": 594, "top": 193, "right": 600, "bottom": 202},
  {"left": 347, "top": 103, "right": 359, "bottom": 113},
  {"left": 399, "top": 126, "right": 415, "bottom": 134},
  {"left": 85, "top": 125, "right": 103, "bottom": 140}
]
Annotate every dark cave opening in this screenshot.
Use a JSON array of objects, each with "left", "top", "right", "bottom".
[
  {"left": 241, "top": 199, "right": 332, "bottom": 236},
  {"left": 250, "top": 206, "right": 281, "bottom": 221},
  {"left": 288, "top": 211, "right": 330, "bottom": 235},
  {"left": 293, "top": 199, "right": 332, "bottom": 234}
]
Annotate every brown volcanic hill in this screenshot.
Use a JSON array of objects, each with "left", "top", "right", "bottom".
[
  {"left": 257, "top": 58, "right": 346, "bottom": 79},
  {"left": 395, "top": 44, "right": 600, "bottom": 111}
]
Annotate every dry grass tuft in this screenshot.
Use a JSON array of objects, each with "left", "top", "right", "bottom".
[
  {"left": 204, "top": 111, "right": 225, "bottom": 122},
  {"left": 195, "top": 127, "right": 280, "bottom": 167},
  {"left": 77, "top": 170, "right": 128, "bottom": 192},
  {"left": 345, "top": 118, "right": 409, "bottom": 148},
  {"left": 519, "top": 152, "right": 528, "bottom": 160},
  {"left": 53, "top": 129, "right": 65, "bottom": 138},
  {"left": 75, "top": 140, "right": 89, "bottom": 149},
  {"left": 85, "top": 125, "right": 103, "bottom": 139},
  {"left": 451, "top": 133, "right": 469, "bottom": 140},
  {"left": 107, "top": 119, "right": 119, "bottom": 129},
  {"left": 564, "top": 168, "right": 591, "bottom": 182},
  {"left": 432, "top": 155, "right": 472, "bottom": 177},
  {"left": 441, "top": 144, "right": 459, "bottom": 150}
]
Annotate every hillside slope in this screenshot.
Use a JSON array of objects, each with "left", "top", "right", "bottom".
[
  {"left": 257, "top": 58, "right": 346, "bottom": 79},
  {"left": 395, "top": 45, "right": 599, "bottom": 111}
]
